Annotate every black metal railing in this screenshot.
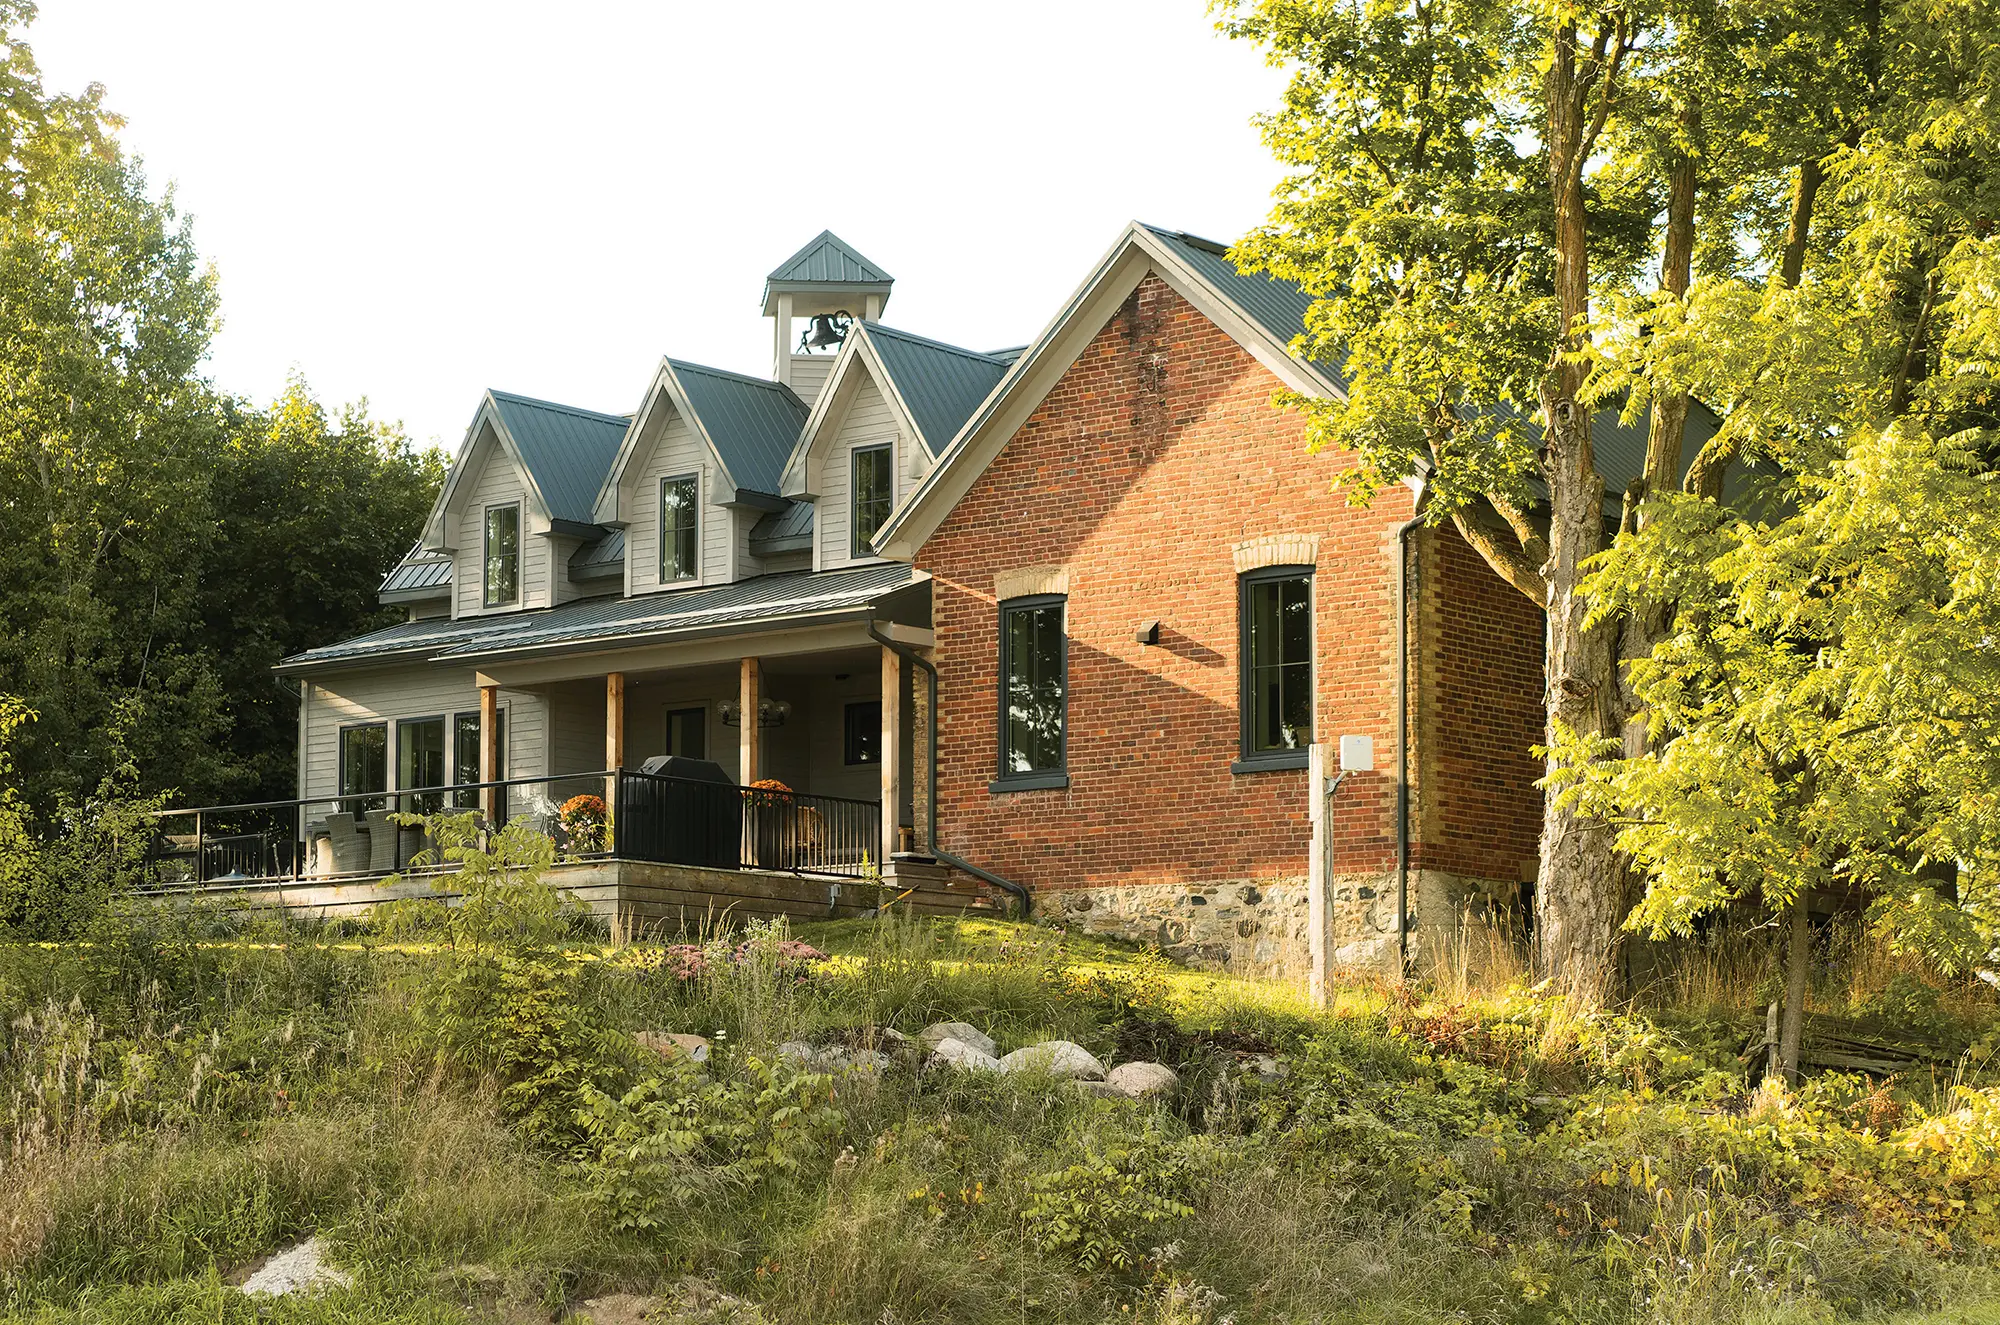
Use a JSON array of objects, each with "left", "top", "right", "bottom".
[
  {"left": 614, "top": 769, "right": 881, "bottom": 878},
  {"left": 144, "top": 768, "right": 883, "bottom": 890}
]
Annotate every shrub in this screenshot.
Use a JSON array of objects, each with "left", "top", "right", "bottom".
[{"left": 1020, "top": 1127, "right": 1208, "bottom": 1274}]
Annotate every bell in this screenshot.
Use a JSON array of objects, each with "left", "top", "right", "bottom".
[{"left": 804, "top": 311, "right": 853, "bottom": 350}]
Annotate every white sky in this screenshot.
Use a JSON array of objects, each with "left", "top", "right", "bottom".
[{"left": 30, "top": 1, "right": 1291, "bottom": 452}]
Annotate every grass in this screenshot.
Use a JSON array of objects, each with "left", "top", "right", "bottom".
[{"left": 6, "top": 892, "right": 2000, "bottom": 1324}]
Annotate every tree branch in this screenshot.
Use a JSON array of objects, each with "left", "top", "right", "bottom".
[
  {"left": 1577, "top": 12, "right": 1632, "bottom": 166},
  {"left": 1488, "top": 493, "right": 1552, "bottom": 570},
  {"left": 1451, "top": 507, "right": 1550, "bottom": 605}
]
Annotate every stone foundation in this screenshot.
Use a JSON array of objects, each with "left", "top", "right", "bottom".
[{"left": 1042, "top": 868, "right": 1520, "bottom": 983}]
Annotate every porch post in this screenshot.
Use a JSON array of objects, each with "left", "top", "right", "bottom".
[
  {"left": 738, "top": 657, "right": 761, "bottom": 785},
  {"left": 910, "top": 648, "right": 933, "bottom": 854},
  {"left": 880, "top": 645, "right": 902, "bottom": 872},
  {"left": 479, "top": 682, "right": 500, "bottom": 824},
  {"left": 605, "top": 672, "right": 625, "bottom": 850}
]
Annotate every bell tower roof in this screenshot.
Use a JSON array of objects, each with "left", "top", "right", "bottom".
[{"left": 761, "top": 230, "right": 894, "bottom": 316}]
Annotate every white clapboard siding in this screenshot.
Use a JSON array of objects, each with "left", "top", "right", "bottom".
[
  {"left": 454, "top": 440, "right": 551, "bottom": 617},
  {"left": 302, "top": 667, "right": 547, "bottom": 802},
  {"left": 787, "top": 354, "right": 836, "bottom": 410},
  {"left": 818, "top": 376, "right": 901, "bottom": 571},
  {"left": 546, "top": 681, "right": 608, "bottom": 776},
  {"left": 627, "top": 411, "right": 729, "bottom": 595}
]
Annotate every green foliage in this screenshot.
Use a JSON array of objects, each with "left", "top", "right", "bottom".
[
  {"left": 1020, "top": 1127, "right": 1206, "bottom": 1274},
  {"left": 574, "top": 1055, "right": 844, "bottom": 1234}
]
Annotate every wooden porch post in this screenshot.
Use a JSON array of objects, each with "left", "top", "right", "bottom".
[
  {"left": 880, "top": 645, "right": 902, "bottom": 872},
  {"left": 605, "top": 671, "right": 625, "bottom": 851},
  {"left": 738, "top": 657, "right": 761, "bottom": 785},
  {"left": 479, "top": 682, "right": 499, "bottom": 824}
]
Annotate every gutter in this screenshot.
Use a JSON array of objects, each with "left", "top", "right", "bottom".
[
  {"left": 866, "top": 622, "right": 1032, "bottom": 917},
  {"left": 1393, "top": 486, "right": 1428, "bottom": 975}
]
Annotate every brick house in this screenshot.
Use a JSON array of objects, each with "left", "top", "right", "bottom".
[{"left": 226, "top": 223, "right": 1700, "bottom": 983}]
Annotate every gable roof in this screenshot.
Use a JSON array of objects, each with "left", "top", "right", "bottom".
[
  {"left": 487, "top": 391, "right": 631, "bottom": 526},
  {"left": 762, "top": 231, "right": 895, "bottom": 315},
  {"left": 666, "top": 360, "right": 810, "bottom": 496},
  {"left": 864, "top": 324, "right": 1011, "bottom": 458},
  {"left": 1138, "top": 226, "right": 1350, "bottom": 391}
]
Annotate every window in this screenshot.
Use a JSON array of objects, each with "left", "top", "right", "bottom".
[
  {"left": 452, "top": 709, "right": 505, "bottom": 808},
  {"left": 660, "top": 475, "right": 699, "bottom": 582},
  {"left": 338, "top": 723, "right": 387, "bottom": 813},
  {"left": 397, "top": 716, "right": 446, "bottom": 814},
  {"left": 995, "top": 595, "right": 1066, "bottom": 790},
  {"left": 1238, "top": 566, "right": 1314, "bottom": 769},
  {"left": 483, "top": 503, "right": 520, "bottom": 607},
  {"left": 844, "top": 700, "right": 882, "bottom": 766},
  {"left": 665, "top": 706, "right": 706, "bottom": 760},
  {"left": 850, "top": 445, "right": 892, "bottom": 558}
]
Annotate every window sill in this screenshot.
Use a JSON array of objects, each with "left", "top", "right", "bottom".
[
  {"left": 1231, "top": 752, "right": 1310, "bottom": 774},
  {"left": 989, "top": 772, "right": 1070, "bottom": 794}
]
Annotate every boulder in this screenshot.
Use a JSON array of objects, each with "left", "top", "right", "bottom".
[
  {"left": 635, "top": 1032, "right": 711, "bottom": 1063},
  {"left": 919, "top": 1021, "right": 997, "bottom": 1058},
  {"left": 239, "top": 1236, "right": 351, "bottom": 1297},
  {"left": 1105, "top": 1061, "right": 1180, "bottom": 1098},
  {"left": 1242, "top": 1053, "right": 1288, "bottom": 1084},
  {"left": 998, "top": 1040, "right": 1107, "bottom": 1081},
  {"left": 927, "top": 1036, "right": 1003, "bottom": 1072}
]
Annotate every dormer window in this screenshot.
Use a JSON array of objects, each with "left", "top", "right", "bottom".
[
  {"left": 661, "top": 474, "right": 699, "bottom": 582},
  {"left": 851, "top": 444, "right": 892, "bottom": 558},
  {"left": 483, "top": 503, "right": 520, "bottom": 607}
]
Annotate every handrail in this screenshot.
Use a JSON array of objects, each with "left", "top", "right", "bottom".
[
  {"left": 151, "top": 772, "right": 620, "bottom": 820},
  {"left": 618, "top": 767, "right": 884, "bottom": 813}
]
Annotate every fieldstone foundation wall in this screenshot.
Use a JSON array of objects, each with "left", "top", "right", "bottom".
[{"left": 1042, "top": 868, "right": 1519, "bottom": 983}]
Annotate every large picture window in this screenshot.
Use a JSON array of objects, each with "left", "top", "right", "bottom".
[
  {"left": 850, "top": 445, "right": 892, "bottom": 559},
  {"left": 483, "top": 503, "right": 520, "bottom": 607},
  {"left": 1239, "top": 566, "right": 1314, "bottom": 768},
  {"left": 995, "top": 595, "right": 1067, "bottom": 790},
  {"left": 660, "top": 475, "right": 699, "bottom": 582},
  {"left": 452, "top": 709, "right": 505, "bottom": 809},
  {"left": 397, "top": 716, "right": 446, "bottom": 814},
  {"left": 338, "top": 723, "right": 387, "bottom": 813}
]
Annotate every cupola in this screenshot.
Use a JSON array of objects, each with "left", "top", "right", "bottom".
[{"left": 762, "top": 230, "right": 894, "bottom": 399}]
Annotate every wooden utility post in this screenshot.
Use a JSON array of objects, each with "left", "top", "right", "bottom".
[
  {"left": 479, "top": 682, "right": 500, "bottom": 824},
  {"left": 605, "top": 671, "right": 625, "bottom": 851},
  {"left": 881, "top": 645, "right": 902, "bottom": 873},
  {"left": 738, "top": 658, "right": 761, "bottom": 785}
]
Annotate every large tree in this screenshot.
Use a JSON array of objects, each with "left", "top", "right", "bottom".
[{"left": 1215, "top": 0, "right": 1903, "bottom": 999}]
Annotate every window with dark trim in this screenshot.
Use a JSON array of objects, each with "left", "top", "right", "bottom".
[
  {"left": 483, "top": 503, "right": 520, "bottom": 607},
  {"left": 994, "top": 594, "right": 1067, "bottom": 790},
  {"left": 844, "top": 700, "right": 881, "bottom": 766},
  {"left": 339, "top": 722, "right": 387, "bottom": 813},
  {"left": 660, "top": 475, "right": 699, "bottom": 582},
  {"left": 850, "top": 444, "right": 892, "bottom": 558},
  {"left": 1237, "top": 565, "right": 1314, "bottom": 770},
  {"left": 665, "top": 705, "right": 706, "bottom": 759},
  {"left": 397, "top": 716, "right": 446, "bottom": 814},
  {"left": 452, "top": 710, "right": 505, "bottom": 808}
]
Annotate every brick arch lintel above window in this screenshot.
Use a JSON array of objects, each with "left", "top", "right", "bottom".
[
  {"left": 993, "top": 565, "right": 1070, "bottom": 603},
  {"left": 1232, "top": 535, "right": 1321, "bottom": 575}
]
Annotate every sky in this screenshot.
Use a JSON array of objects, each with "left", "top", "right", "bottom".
[{"left": 29, "top": 1, "right": 1293, "bottom": 454}]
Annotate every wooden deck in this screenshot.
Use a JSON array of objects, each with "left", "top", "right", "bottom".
[{"left": 161, "top": 857, "right": 991, "bottom": 931}]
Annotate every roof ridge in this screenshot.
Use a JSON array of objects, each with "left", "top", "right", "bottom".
[
  {"left": 863, "top": 322, "right": 1008, "bottom": 365},
  {"left": 665, "top": 358, "right": 801, "bottom": 395},
  {"left": 488, "top": 388, "right": 630, "bottom": 426},
  {"left": 1139, "top": 222, "right": 1231, "bottom": 258}
]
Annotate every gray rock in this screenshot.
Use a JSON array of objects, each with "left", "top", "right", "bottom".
[
  {"left": 240, "top": 1236, "right": 351, "bottom": 1297},
  {"left": 919, "top": 1021, "right": 997, "bottom": 1057},
  {"left": 776, "top": 1040, "right": 823, "bottom": 1064},
  {"left": 1243, "top": 1053, "right": 1288, "bottom": 1084},
  {"left": 999, "top": 1040, "right": 1107, "bottom": 1081},
  {"left": 1105, "top": 1061, "right": 1180, "bottom": 1098},
  {"left": 839, "top": 1049, "right": 893, "bottom": 1075},
  {"left": 927, "top": 1036, "right": 1003, "bottom": 1072},
  {"left": 636, "top": 1031, "right": 711, "bottom": 1063}
]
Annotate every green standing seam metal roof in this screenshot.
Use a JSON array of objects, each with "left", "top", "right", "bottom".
[
  {"left": 1142, "top": 224, "right": 1725, "bottom": 499},
  {"left": 569, "top": 528, "right": 625, "bottom": 579},
  {"left": 749, "top": 500, "right": 814, "bottom": 555},
  {"left": 864, "top": 324, "right": 1011, "bottom": 456},
  {"left": 488, "top": 390, "right": 633, "bottom": 526},
  {"left": 280, "top": 563, "right": 920, "bottom": 673},
  {"left": 667, "top": 360, "right": 811, "bottom": 496},
  {"left": 766, "top": 230, "right": 894, "bottom": 287},
  {"left": 379, "top": 545, "right": 453, "bottom": 596}
]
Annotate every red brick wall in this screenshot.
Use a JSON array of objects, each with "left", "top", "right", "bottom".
[
  {"left": 1411, "top": 524, "right": 1547, "bottom": 882},
  {"left": 915, "top": 275, "right": 1415, "bottom": 894}
]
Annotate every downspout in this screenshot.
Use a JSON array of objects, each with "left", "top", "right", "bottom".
[
  {"left": 1394, "top": 487, "right": 1427, "bottom": 975},
  {"left": 868, "top": 622, "right": 1032, "bottom": 917}
]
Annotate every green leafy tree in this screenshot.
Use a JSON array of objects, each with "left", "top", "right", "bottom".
[
  {"left": 1563, "top": 4, "right": 2000, "bottom": 1076},
  {"left": 1215, "top": 0, "right": 1911, "bottom": 999}
]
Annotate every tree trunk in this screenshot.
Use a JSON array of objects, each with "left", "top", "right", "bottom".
[
  {"left": 1778, "top": 890, "right": 1811, "bottom": 1084},
  {"left": 1530, "top": 16, "right": 1627, "bottom": 1004},
  {"left": 1778, "top": 156, "right": 1826, "bottom": 290}
]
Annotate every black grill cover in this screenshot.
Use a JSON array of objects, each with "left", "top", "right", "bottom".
[{"left": 619, "top": 757, "right": 740, "bottom": 869}]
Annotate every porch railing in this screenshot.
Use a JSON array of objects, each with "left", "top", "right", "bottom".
[{"left": 144, "top": 768, "right": 883, "bottom": 891}]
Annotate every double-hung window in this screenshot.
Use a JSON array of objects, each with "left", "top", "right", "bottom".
[
  {"left": 660, "top": 474, "right": 699, "bottom": 582},
  {"left": 850, "top": 445, "right": 892, "bottom": 559},
  {"left": 1238, "top": 566, "right": 1314, "bottom": 770},
  {"left": 994, "top": 595, "right": 1067, "bottom": 791},
  {"left": 483, "top": 503, "right": 520, "bottom": 607}
]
